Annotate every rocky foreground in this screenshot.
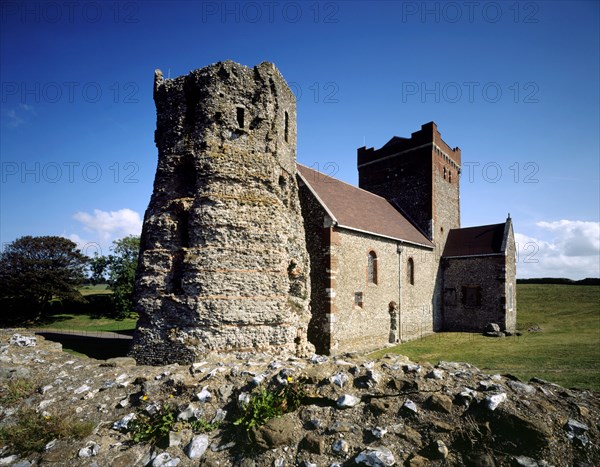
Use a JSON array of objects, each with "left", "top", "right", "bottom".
[{"left": 0, "top": 332, "right": 598, "bottom": 466}]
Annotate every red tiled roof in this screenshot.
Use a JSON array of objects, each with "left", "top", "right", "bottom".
[
  {"left": 297, "top": 163, "right": 433, "bottom": 248},
  {"left": 443, "top": 222, "right": 507, "bottom": 257}
]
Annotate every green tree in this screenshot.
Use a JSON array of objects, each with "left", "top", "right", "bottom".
[
  {"left": 91, "top": 235, "right": 140, "bottom": 318},
  {"left": 0, "top": 236, "right": 88, "bottom": 322},
  {"left": 89, "top": 254, "right": 109, "bottom": 285}
]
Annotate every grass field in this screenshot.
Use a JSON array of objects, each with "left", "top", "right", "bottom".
[
  {"left": 14, "top": 284, "right": 599, "bottom": 390},
  {"left": 31, "top": 314, "right": 138, "bottom": 333},
  {"left": 24, "top": 285, "right": 137, "bottom": 334},
  {"left": 78, "top": 284, "right": 112, "bottom": 296},
  {"left": 371, "top": 284, "right": 600, "bottom": 391}
]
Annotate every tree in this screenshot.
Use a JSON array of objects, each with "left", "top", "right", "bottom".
[
  {"left": 90, "top": 235, "right": 140, "bottom": 318},
  {"left": 89, "top": 254, "right": 109, "bottom": 285},
  {"left": 0, "top": 236, "right": 88, "bottom": 321}
]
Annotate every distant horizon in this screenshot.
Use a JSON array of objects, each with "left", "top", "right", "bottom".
[{"left": 516, "top": 277, "right": 600, "bottom": 281}]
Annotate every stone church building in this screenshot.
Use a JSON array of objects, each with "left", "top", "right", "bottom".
[
  {"left": 298, "top": 121, "right": 516, "bottom": 355},
  {"left": 130, "top": 61, "right": 516, "bottom": 364}
]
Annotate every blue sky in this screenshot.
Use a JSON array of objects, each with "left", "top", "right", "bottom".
[{"left": 1, "top": 0, "right": 599, "bottom": 278}]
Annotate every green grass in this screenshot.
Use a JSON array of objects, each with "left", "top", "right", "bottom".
[
  {"left": 0, "top": 408, "right": 94, "bottom": 454},
  {"left": 0, "top": 379, "right": 35, "bottom": 405},
  {"left": 29, "top": 313, "right": 137, "bottom": 333},
  {"left": 371, "top": 284, "right": 600, "bottom": 391},
  {"left": 24, "top": 286, "right": 137, "bottom": 333},
  {"left": 78, "top": 284, "right": 112, "bottom": 296}
]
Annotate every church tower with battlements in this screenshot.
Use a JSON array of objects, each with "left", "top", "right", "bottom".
[{"left": 357, "top": 122, "right": 461, "bottom": 256}]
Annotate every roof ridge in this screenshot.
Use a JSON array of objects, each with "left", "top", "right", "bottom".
[
  {"left": 449, "top": 222, "right": 506, "bottom": 232},
  {"left": 296, "top": 162, "right": 434, "bottom": 247}
]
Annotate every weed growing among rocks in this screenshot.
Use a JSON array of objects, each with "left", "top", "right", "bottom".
[
  {"left": 0, "top": 378, "right": 34, "bottom": 404},
  {"left": 234, "top": 378, "right": 306, "bottom": 432},
  {"left": 0, "top": 408, "right": 94, "bottom": 455},
  {"left": 188, "top": 416, "right": 220, "bottom": 434},
  {"left": 126, "top": 402, "right": 178, "bottom": 445}
]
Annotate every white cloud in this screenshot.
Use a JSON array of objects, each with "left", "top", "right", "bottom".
[
  {"left": 3, "top": 104, "right": 36, "bottom": 128},
  {"left": 5, "top": 109, "right": 24, "bottom": 128},
  {"left": 515, "top": 220, "right": 600, "bottom": 279},
  {"left": 63, "top": 233, "right": 104, "bottom": 258},
  {"left": 535, "top": 220, "right": 599, "bottom": 257},
  {"left": 19, "top": 103, "right": 35, "bottom": 113},
  {"left": 66, "top": 232, "right": 87, "bottom": 245},
  {"left": 71, "top": 208, "right": 142, "bottom": 255}
]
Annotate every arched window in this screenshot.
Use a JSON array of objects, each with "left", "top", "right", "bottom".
[
  {"left": 407, "top": 257, "right": 415, "bottom": 285},
  {"left": 368, "top": 251, "right": 378, "bottom": 284}
]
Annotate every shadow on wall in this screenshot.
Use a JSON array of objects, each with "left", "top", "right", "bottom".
[{"left": 35, "top": 332, "right": 132, "bottom": 360}]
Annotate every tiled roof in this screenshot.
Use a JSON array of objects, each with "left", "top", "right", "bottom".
[
  {"left": 443, "top": 222, "right": 507, "bottom": 257},
  {"left": 297, "top": 163, "right": 433, "bottom": 248}
]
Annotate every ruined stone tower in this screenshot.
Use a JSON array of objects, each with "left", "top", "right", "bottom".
[{"left": 129, "top": 61, "right": 312, "bottom": 365}]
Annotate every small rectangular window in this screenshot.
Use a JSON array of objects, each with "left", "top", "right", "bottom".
[
  {"left": 355, "top": 292, "right": 364, "bottom": 308},
  {"left": 236, "top": 107, "right": 244, "bottom": 128},
  {"left": 284, "top": 111, "right": 289, "bottom": 142}
]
